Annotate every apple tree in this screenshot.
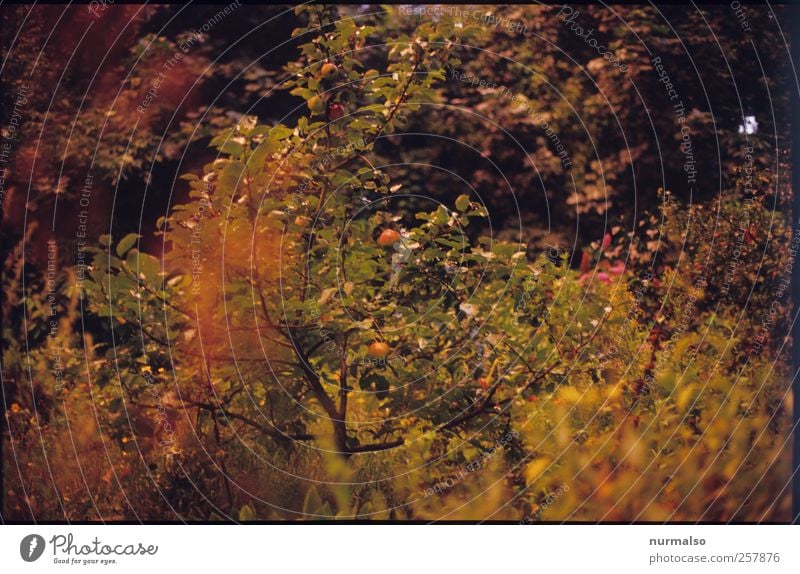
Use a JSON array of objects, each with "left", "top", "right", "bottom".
[{"left": 84, "top": 6, "right": 611, "bottom": 461}]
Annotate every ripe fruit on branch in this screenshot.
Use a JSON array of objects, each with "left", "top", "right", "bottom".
[
  {"left": 377, "top": 229, "right": 401, "bottom": 247},
  {"left": 307, "top": 95, "right": 325, "bottom": 115},
  {"left": 327, "top": 102, "right": 345, "bottom": 121},
  {"left": 478, "top": 377, "right": 490, "bottom": 391},
  {"left": 294, "top": 216, "right": 312, "bottom": 227},
  {"left": 320, "top": 62, "right": 338, "bottom": 78},
  {"left": 367, "top": 342, "right": 390, "bottom": 359}
]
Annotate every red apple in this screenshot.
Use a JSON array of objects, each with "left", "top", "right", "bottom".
[{"left": 328, "top": 102, "right": 345, "bottom": 121}]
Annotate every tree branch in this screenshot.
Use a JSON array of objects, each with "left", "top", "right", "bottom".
[{"left": 345, "top": 438, "right": 404, "bottom": 454}]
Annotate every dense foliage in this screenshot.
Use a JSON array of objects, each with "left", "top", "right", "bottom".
[{"left": 2, "top": 4, "right": 793, "bottom": 521}]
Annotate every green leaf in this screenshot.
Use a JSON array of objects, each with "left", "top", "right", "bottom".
[
  {"left": 318, "top": 287, "right": 338, "bottom": 305},
  {"left": 219, "top": 140, "right": 244, "bottom": 156},
  {"left": 137, "top": 252, "right": 162, "bottom": 282},
  {"left": 116, "top": 233, "right": 139, "bottom": 257},
  {"left": 269, "top": 125, "right": 295, "bottom": 140},
  {"left": 455, "top": 194, "right": 470, "bottom": 211},
  {"left": 247, "top": 138, "right": 279, "bottom": 171},
  {"left": 434, "top": 206, "right": 450, "bottom": 225}
]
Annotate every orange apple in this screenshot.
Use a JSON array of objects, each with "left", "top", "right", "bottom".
[
  {"left": 320, "top": 62, "right": 338, "bottom": 78},
  {"left": 377, "top": 229, "right": 401, "bottom": 247},
  {"left": 367, "top": 342, "right": 390, "bottom": 359}
]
